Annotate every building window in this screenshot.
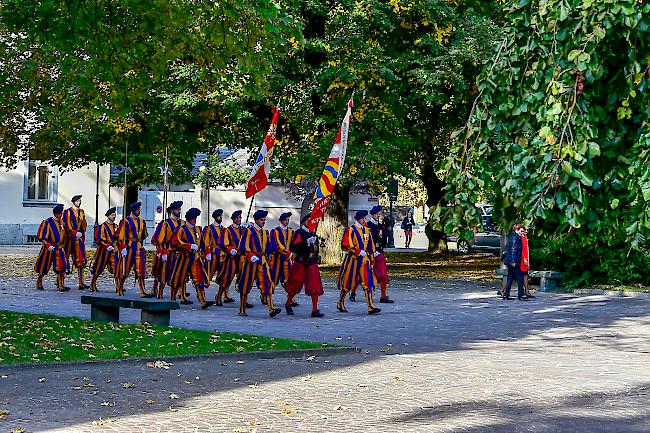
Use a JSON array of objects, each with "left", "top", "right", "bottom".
[{"left": 23, "top": 160, "right": 58, "bottom": 205}]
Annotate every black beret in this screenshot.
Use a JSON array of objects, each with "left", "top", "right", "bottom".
[
  {"left": 185, "top": 208, "right": 201, "bottom": 220},
  {"left": 253, "top": 209, "right": 269, "bottom": 220},
  {"left": 212, "top": 209, "right": 223, "bottom": 219},
  {"left": 105, "top": 207, "right": 116, "bottom": 217}
]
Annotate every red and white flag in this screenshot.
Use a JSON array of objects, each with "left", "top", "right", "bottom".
[
  {"left": 245, "top": 108, "right": 280, "bottom": 199},
  {"left": 306, "top": 95, "right": 354, "bottom": 231}
]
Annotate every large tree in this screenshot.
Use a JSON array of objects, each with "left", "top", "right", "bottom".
[
  {"left": 437, "top": 0, "right": 650, "bottom": 285},
  {"left": 219, "top": 0, "right": 501, "bottom": 248},
  {"left": 0, "top": 0, "right": 302, "bottom": 191}
]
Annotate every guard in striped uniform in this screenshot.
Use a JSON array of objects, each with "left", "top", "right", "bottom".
[
  {"left": 115, "top": 201, "right": 151, "bottom": 297},
  {"left": 351, "top": 205, "right": 394, "bottom": 303},
  {"left": 89, "top": 207, "right": 119, "bottom": 292},
  {"left": 203, "top": 209, "right": 225, "bottom": 283},
  {"left": 284, "top": 213, "right": 325, "bottom": 317},
  {"left": 215, "top": 210, "right": 244, "bottom": 306},
  {"left": 62, "top": 195, "right": 89, "bottom": 290},
  {"left": 170, "top": 208, "right": 214, "bottom": 309},
  {"left": 34, "top": 204, "right": 70, "bottom": 292},
  {"left": 237, "top": 210, "right": 281, "bottom": 317},
  {"left": 336, "top": 210, "right": 381, "bottom": 315},
  {"left": 151, "top": 201, "right": 184, "bottom": 299},
  {"left": 268, "top": 212, "right": 294, "bottom": 305}
]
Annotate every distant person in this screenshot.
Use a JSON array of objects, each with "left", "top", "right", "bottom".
[
  {"left": 401, "top": 211, "right": 415, "bottom": 248},
  {"left": 502, "top": 224, "right": 527, "bottom": 301}
]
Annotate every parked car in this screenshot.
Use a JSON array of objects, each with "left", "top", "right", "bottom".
[{"left": 447, "top": 204, "right": 501, "bottom": 255}]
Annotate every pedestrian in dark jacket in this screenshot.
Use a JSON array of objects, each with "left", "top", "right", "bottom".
[
  {"left": 502, "top": 224, "right": 527, "bottom": 300},
  {"left": 401, "top": 212, "right": 415, "bottom": 248}
]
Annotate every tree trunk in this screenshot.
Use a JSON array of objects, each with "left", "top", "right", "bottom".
[
  {"left": 422, "top": 154, "right": 447, "bottom": 253},
  {"left": 316, "top": 185, "right": 350, "bottom": 266}
]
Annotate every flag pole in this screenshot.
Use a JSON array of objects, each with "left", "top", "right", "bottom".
[{"left": 163, "top": 145, "right": 169, "bottom": 213}]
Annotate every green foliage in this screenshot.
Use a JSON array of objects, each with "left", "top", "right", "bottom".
[
  {"left": 437, "top": 0, "right": 650, "bottom": 256},
  {"left": 0, "top": 0, "right": 302, "bottom": 185},
  {"left": 532, "top": 234, "right": 650, "bottom": 289},
  {"left": 194, "top": 153, "right": 249, "bottom": 189}
]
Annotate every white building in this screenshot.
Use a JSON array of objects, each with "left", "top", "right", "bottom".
[{"left": 0, "top": 150, "right": 377, "bottom": 244}]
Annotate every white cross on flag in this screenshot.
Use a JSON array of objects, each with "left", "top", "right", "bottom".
[{"left": 245, "top": 108, "right": 279, "bottom": 199}]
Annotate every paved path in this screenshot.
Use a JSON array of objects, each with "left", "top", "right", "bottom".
[{"left": 1, "top": 274, "right": 649, "bottom": 432}]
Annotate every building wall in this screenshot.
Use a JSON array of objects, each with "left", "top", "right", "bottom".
[{"left": 0, "top": 162, "right": 113, "bottom": 244}]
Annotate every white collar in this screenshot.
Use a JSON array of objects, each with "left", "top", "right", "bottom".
[
  {"left": 301, "top": 225, "right": 309, "bottom": 231},
  {"left": 370, "top": 217, "right": 378, "bottom": 225},
  {"left": 130, "top": 213, "right": 138, "bottom": 218},
  {"left": 354, "top": 221, "right": 363, "bottom": 229},
  {"left": 170, "top": 214, "right": 179, "bottom": 221},
  {"left": 233, "top": 223, "right": 240, "bottom": 229},
  {"left": 73, "top": 205, "right": 81, "bottom": 211},
  {"left": 254, "top": 223, "right": 263, "bottom": 231},
  {"left": 213, "top": 221, "right": 222, "bottom": 228},
  {"left": 186, "top": 222, "right": 195, "bottom": 229}
]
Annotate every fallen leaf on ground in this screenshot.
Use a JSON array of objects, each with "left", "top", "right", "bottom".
[
  {"left": 10, "top": 428, "right": 25, "bottom": 433},
  {"left": 146, "top": 400, "right": 154, "bottom": 405},
  {"left": 306, "top": 356, "right": 316, "bottom": 361},
  {"left": 91, "top": 418, "right": 113, "bottom": 426},
  {"left": 0, "top": 409, "right": 8, "bottom": 419},
  {"left": 169, "top": 393, "right": 179, "bottom": 399},
  {"left": 122, "top": 382, "right": 135, "bottom": 389},
  {"left": 236, "top": 360, "right": 245, "bottom": 364}
]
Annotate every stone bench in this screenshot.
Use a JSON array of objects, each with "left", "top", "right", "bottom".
[
  {"left": 495, "top": 268, "right": 565, "bottom": 292},
  {"left": 81, "top": 295, "right": 180, "bottom": 326}
]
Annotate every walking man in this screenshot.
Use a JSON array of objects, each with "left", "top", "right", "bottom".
[
  {"left": 115, "top": 201, "right": 151, "bottom": 297},
  {"left": 336, "top": 210, "right": 381, "bottom": 315},
  {"left": 62, "top": 194, "right": 89, "bottom": 289},
  {"left": 34, "top": 204, "right": 70, "bottom": 292},
  {"left": 269, "top": 212, "right": 294, "bottom": 305},
  {"left": 284, "top": 213, "right": 324, "bottom": 317},
  {"left": 215, "top": 210, "right": 244, "bottom": 306},
  {"left": 89, "top": 207, "right": 119, "bottom": 292},
  {"left": 237, "top": 210, "right": 281, "bottom": 318},
  {"left": 170, "top": 208, "right": 214, "bottom": 309},
  {"left": 151, "top": 201, "right": 184, "bottom": 299},
  {"left": 203, "top": 209, "right": 225, "bottom": 283}
]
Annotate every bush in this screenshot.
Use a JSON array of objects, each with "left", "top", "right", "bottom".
[{"left": 530, "top": 234, "right": 650, "bottom": 289}]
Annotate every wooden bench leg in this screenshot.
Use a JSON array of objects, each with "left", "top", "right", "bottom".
[
  {"left": 91, "top": 305, "right": 120, "bottom": 323},
  {"left": 141, "top": 310, "right": 171, "bottom": 327}
]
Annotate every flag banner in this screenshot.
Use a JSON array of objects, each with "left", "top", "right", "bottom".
[
  {"left": 306, "top": 95, "right": 354, "bottom": 231},
  {"left": 245, "top": 107, "right": 280, "bottom": 199}
]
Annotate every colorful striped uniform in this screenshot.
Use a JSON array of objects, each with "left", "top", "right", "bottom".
[
  {"left": 91, "top": 221, "right": 119, "bottom": 280},
  {"left": 34, "top": 216, "right": 68, "bottom": 276},
  {"left": 237, "top": 224, "right": 278, "bottom": 313},
  {"left": 62, "top": 206, "right": 87, "bottom": 269},
  {"left": 115, "top": 215, "right": 148, "bottom": 296},
  {"left": 170, "top": 223, "right": 210, "bottom": 305},
  {"left": 269, "top": 225, "right": 294, "bottom": 288},
  {"left": 367, "top": 219, "right": 389, "bottom": 284},
  {"left": 217, "top": 224, "right": 244, "bottom": 291},
  {"left": 151, "top": 217, "right": 183, "bottom": 298},
  {"left": 202, "top": 223, "right": 225, "bottom": 281},
  {"left": 336, "top": 223, "right": 378, "bottom": 312}
]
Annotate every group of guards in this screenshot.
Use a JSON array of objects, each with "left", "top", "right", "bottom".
[{"left": 34, "top": 196, "right": 394, "bottom": 318}]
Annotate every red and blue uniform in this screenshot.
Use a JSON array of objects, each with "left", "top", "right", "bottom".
[
  {"left": 62, "top": 206, "right": 88, "bottom": 273},
  {"left": 237, "top": 224, "right": 279, "bottom": 315},
  {"left": 90, "top": 221, "right": 119, "bottom": 290},
  {"left": 151, "top": 216, "right": 183, "bottom": 298},
  {"left": 34, "top": 216, "right": 69, "bottom": 285},
  {"left": 269, "top": 225, "right": 294, "bottom": 289},
  {"left": 202, "top": 223, "right": 225, "bottom": 281},
  {"left": 170, "top": 223, "right": 210, "bottom": 306},
  {"left": 337, "top": 223, "right": 378, "bottom": 313},
  {"left": 216, "top": 224, "right": 243, "bottom": 303},
  {"left": 115, "top": 215, "right": 148, "bottom": 296}
]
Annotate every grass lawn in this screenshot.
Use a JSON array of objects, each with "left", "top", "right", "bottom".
[{"left": 0, "top": 310, "right": 334, "bottom": 366}]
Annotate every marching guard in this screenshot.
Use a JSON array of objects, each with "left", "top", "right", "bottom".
[
  {"left": 34, "top": 204, "right": 70, "bottom": 292},
  {"left": 215, "top": 210, "right": 244, "bottom": 306},
  {"left": 169, "top": 208, "right": 214, "bottom": 309},
  {"left": 284, "top": 213, "right": 324, "bottom": 317},
  {"left": 151, "top": 201, "right": 184, "bottom": 299},
  {"left": 62, "top": 194, "right": 89, "bottom": 290},
  {"left": 269, "top": 212, "right": 295, "bottom": 305},
  {"left": 88, "top": 207, "right": 119, "bottom": 292},
  {"left": 237, "top": 210, "right": 281, "bottom": 317},
  {"left": 202, "top": 209, "right": 225, "bottom": 283},
  {"left": 115, "top": 201, "right": 151, "bottom": 297},
  {"left": 336, "top": 210, "right": 381, "bottom": 315},
  {"left": 359, "top": 205, "right": 393, "bottom": 303}
]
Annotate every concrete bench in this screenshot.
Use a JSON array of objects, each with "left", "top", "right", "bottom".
[
  {"left": 495, "top": 268, "right": 565, "bottom": 292},
  {"left": 81, "top": 295, "right": 180, "bottom": 326}
]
